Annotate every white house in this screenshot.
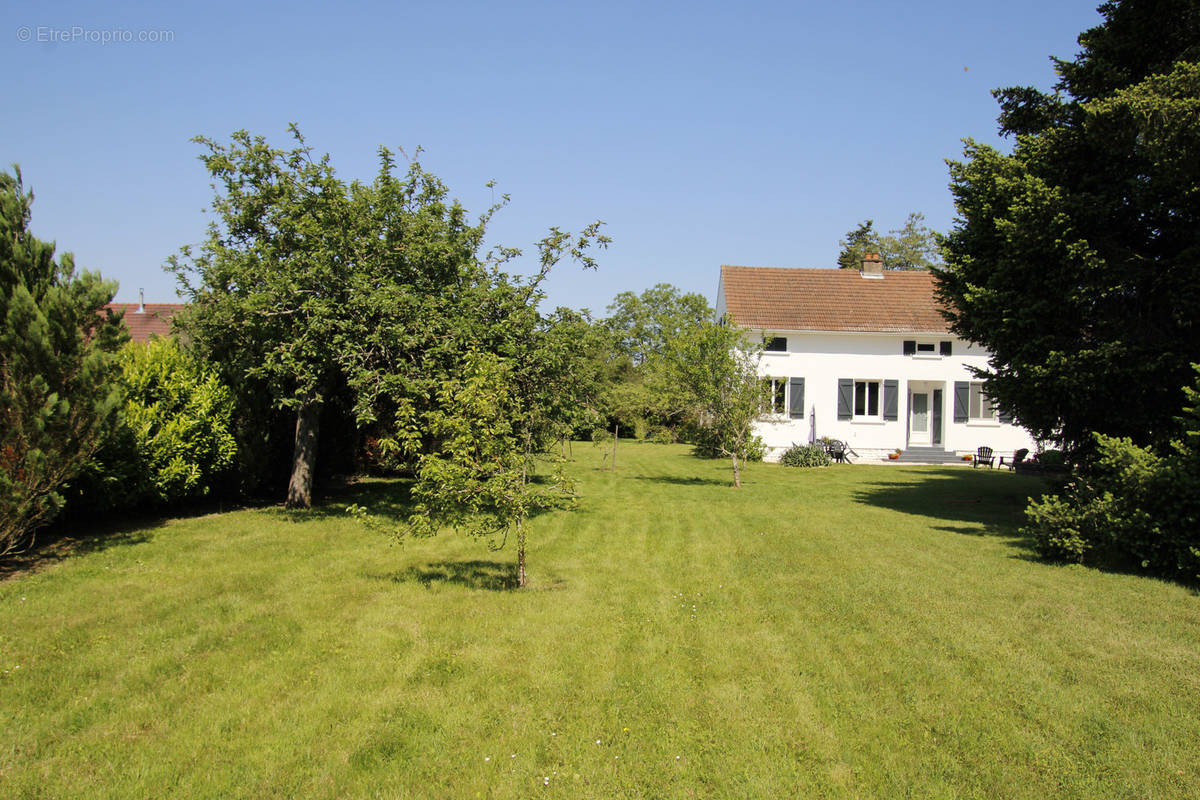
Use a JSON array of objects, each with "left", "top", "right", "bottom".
[{"left": 715, "top": 257, "right": 1038, "bottom": 463}]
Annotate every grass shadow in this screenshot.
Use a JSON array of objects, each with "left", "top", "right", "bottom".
[
  {"left": 266, "top": 478, "right": 415, "bottom": 524},
  {"left": 632, "top": 475, "right": 729, "bottom": 487},
  {"left": 366, "top": 559, "right": 518, "bottom": 591},
  {"left": 851, "top": 467, "right": 1049, "bottom": 549},
  {"left": 1, "top": 513, "right": 166, "bottom": 582},
  {"left": 859, "top": 469, "right": 1200, "bottom": 591}
]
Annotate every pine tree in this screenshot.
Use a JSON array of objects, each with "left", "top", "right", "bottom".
[{"left": 0, "top": 168, "right": 126, "bottom": 555}]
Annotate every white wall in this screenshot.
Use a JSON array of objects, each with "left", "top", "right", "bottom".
[{"left": 749, "top": 329, "right": 1038, "bottom": 462}]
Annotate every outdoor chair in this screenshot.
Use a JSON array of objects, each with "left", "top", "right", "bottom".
[
  {"left": 998, "top": 448, "right": 1029, "bottom": 471},
  {"left": 973, "top": 446, "right": 995, "bottom": 469},
  {"left": 826, "top": 440, "right": 849, "bottom": 464}
]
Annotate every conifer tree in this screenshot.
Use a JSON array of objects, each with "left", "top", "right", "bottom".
[{"left": 0, "top": 168, "right": 125, "bottom": 554}]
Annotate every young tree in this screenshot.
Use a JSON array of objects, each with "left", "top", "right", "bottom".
[
  {"left": 666, "top": 320, "right": 765, "bottom": 487},
  {"left": 0, "top": 168, "right": 126, "bottom": 554},
  {"left": 402, "top": 352, "right": 576, "bottom": 588},
  {"left": 391, "top": 216, "right": 608, "bottom": 587},
  {"left": 936, "top": 1, "right": 1200, "bottom": 453}
]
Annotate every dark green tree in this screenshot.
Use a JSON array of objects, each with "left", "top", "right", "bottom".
[
  {"left": 936, "top": 0, "right": 1200, "bottom": 453},
  {"left": 835, "top": 219, "right": 879, "bottom": 270},
  {"left": 0, "top": 168, "right": 126, "bottom": 554},
  {"left": 836, "top": 213, "right": 941, "bottom": 271}
]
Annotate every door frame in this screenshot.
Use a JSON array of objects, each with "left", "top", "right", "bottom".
[{"left": 907, "top": 381, "right": 944, "bottom": 448}]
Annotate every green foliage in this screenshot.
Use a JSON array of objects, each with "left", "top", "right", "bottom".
[
  {"left": 171, "top": 127, "right": 608, "bottom": 507},
  {"left": 605, "top": 283, "right": 713, "bottom": 367},
  {"left": 74, "top": 339, "right": 237, "bottom": 510},
  {"left": 402, "top": 352, "right": 575, "bottom": 587},
  {"left": 836, "top": 219, "right": 878, "bottom": 270},
  {"left": 691, "top": 428, "right": 765, "bottom": 462},
  {"left": 665, "top": 319, "right": 766, "bottom": 486},
  {"left": 527, "top": 307, "right": 612, "bottom": 446},
  {"left": 592, "top": 284, "right": 715, "bottom": 442},
  {"left": 1036, "top": 449, "right": 1067, "bottom": 468},
  {"left": 1024, "top": 368, "right": 1200, "bottom": 581},
  {"left": 836, "top": 213, "right": 942, "bottom": 271},
  {"left": 168, "top": 126, "right": 363, "bottom": 506},
  {"left": 0, "top": 168, "right": 125, "bottom": 555},
  {"left": 937, "top": 3, "right": 1200, "bottom": 453},
  {"left": 779, "top": 442, "right": 831, "bottom": 468}
]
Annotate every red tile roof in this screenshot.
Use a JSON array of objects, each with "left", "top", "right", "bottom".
[
  {"left": 106, "top": 303, "right": 186, "bottom": 343},
  {"left": 720, "top": 266, "right": 950, "bottom": 334}
]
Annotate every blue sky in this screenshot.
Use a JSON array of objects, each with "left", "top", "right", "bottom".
[{"left": 3, "top": 0, "right": 1103, "bottom": 314}]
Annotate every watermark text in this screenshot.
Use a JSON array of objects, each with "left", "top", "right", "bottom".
[{"left": 16, "top": 26, "right": 175, "bottom": 45}]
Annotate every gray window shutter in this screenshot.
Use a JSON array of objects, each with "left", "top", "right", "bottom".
[
  {"left": 837, "top": 379, "right": 853, "bottom": 420},
  {"left": 954, "top": 381, "right": 969, "bottom": 422},
  {"left": 789, "top": 378, "right": 805, "bottom": 418},
  {"left": 883, "top": 380, "right": 899, "bottom": 421},
  {"left": 999, "top": 406, "right": 1014, "bottom": 424},
  {"left": 903, "top": 340, "right": 916, "bottom": 355},
  {"left": 940, "top": 341, "right": 952, "bottom": 356}
]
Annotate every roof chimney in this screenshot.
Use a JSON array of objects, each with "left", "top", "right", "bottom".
[
  {"left": 860, "top": 253, "right": 883, "bottom": 279},
  {"left": 137, "top": 288, "right": 145, "bottom": 313}
]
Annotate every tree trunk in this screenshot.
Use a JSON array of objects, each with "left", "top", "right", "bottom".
[
  {"left": 731, "top": 452, "right": 741, "bottom": 488},
  {"left": 286, "top": 399, "right": 321, "bottom": 508},
  {"left": 516, "top": 518, "right": 527, "bottom": 588}
]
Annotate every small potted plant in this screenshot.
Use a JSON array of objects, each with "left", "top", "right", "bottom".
[
  {"left": 888, "top": 448, "right": 901, "bottom": 460},
  {"left": 962, "top": 453, "right": 973, "bottom": 462}
]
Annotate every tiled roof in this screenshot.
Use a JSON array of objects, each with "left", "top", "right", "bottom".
[
  {"left": 106, "top": 303, "right": 186, "bottom": 343},
  {"left": 720, "top": 266, "right": 950, "bottom": 334}
]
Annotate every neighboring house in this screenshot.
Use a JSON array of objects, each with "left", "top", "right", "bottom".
[
  {"left": 105, "top": 300, "right": 186, "bottom": 344},
  {"left": 716, "top": 256, "right": 1037, "bottom": 463}
]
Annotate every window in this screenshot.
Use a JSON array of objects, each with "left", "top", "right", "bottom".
[
  {"left": 904, "top": 340, "right": 948, "bottom": 356},
  {"left": 764, "top": 336, "right": 787, "bottom": 352},
  {"left": 969, "top": 382, "right": 998, "bottom": 421},
  {"left": 854, "top": 380, "right": 881, "bottom": 418},
  {"left": 762, "top": 377, "right": 788, "bottom": 415}
]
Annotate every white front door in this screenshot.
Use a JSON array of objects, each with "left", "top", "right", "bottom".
[{"left": 909, "top": 391, "right": 930, "bottom": 446}]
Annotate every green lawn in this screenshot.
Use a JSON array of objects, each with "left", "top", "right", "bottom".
[{"left": 2, "top": 444, "right": 1198, "bottom": 799}]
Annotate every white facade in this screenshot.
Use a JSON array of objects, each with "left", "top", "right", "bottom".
[
  {"left": 715, "top": 264, "right": 1039, "bottom": 463},
  {"left": 727, "top": 325, "right": 1038, "bottom": 462}
]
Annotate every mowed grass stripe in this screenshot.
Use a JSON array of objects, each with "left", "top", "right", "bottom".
[{"left": 1, "top": 442, "right": 1198, "bottom": 798}]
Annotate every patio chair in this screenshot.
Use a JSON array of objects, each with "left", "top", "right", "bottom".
[
  {"left": 973, "top": 446, "right": 995, "bottom": 469},
  {"left": 998, "top": 448, "right": 1029, "bottom": 471},
  {"left": 827, "top": 439, "right": 849, "bottom": 464}
]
